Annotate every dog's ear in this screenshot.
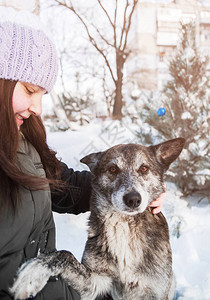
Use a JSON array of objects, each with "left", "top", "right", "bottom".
[
  {"left": 150, "top": 138, "right": 185, "bottom": 169},
  {"left": 80, "top": 152, "right": 102, "bottom": 172}
]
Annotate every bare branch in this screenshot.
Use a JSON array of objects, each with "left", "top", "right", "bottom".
[
  {"left": 33, "top": 0, "right": 40, "bottom": 15},
  {"left": 55, "top": 0, "right": 116, "bottom": 84},
  {"left": 119, "top": 0, "right": 129, "bottom": 50},
  {"left": 119, "top": 0, "right": 138, "bottom": 54},
  {"left": 122, "top": 0, "right": 138, "bottom": 52},
  {"left": 113, "top": 0, "right": 118, "bottom": 48},
  {"left": 97, "top": 0, "right": 114, "bottom": 28},
  {"left": 91, "top": 22, "right": 115, "bottom": 48}
]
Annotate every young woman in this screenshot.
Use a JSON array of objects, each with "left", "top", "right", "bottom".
[{"left": 0, "top": 8, "right": 165, "bottom": 300}]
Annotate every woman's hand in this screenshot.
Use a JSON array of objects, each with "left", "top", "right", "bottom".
[{"left": 149, "top": 184, "right": 166, "bottom": 214}]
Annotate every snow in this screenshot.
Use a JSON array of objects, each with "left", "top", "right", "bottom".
[
  {"left": 181, "top": 112, "right": 193, "bottom": 120},
  {"left": 46, "top": 120, "right": 210, "bottom": 300}
]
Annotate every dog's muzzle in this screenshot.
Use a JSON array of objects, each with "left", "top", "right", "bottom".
[{"left": 123, "top": 191, "right": 141, "bottom": 209}]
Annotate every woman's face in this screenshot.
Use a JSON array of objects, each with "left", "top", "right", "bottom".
[{"left": 12, "top": 82, "right": 46, "bottom": 130}]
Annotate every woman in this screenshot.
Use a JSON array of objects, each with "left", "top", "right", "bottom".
[{"left": 0, "top": 8, "right": 165, "bottom": 300}]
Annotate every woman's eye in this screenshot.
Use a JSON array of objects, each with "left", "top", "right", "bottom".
[
  {"left": 138, "top": 165, "right": 149, "bottom": 174},
  {"left": 109, "top": 166, "right": 117, "bottom": 173},
  {"left": 25, "top": 87, "right": 33, "bottom": 95}
]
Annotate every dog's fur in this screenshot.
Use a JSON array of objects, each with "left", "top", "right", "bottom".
[{"left": 10, "top": 138, "right": 185, "bottom": 300}]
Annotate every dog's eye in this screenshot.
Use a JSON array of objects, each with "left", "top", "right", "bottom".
[
  {"left": 138, "top": 165, "right": 149, "bottom": 174},
  {"left": 109, "top": 166, "right": 118, "bottom": 173}
]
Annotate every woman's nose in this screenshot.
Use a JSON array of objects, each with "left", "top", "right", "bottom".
[{"left": 28, "top": 97, "right": 42, "bottom": 116}]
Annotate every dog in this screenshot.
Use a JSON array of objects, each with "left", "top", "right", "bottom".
[{"left": 10, "top": 138, "right": 185, "bottom": 300}]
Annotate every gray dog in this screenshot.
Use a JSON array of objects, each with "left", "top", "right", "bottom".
[{"left": 11, "top": 138, "right": 185, "bottom": 300}]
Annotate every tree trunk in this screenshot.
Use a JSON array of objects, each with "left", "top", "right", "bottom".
[{"left": 112, "top": 53, "right": 124, "bottom": 120}]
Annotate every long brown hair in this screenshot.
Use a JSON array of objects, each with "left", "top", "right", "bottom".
[{"left": 0, "top": 79, "right": 64, "bottom": 213}]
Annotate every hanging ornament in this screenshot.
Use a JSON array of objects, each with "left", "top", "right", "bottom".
[{"left": 157, "top": 107, "right": 166, "bottom": 116}]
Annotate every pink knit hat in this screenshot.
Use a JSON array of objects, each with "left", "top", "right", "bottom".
[{"left": 0, "top": 8, "right": 58, "bottom": 93}]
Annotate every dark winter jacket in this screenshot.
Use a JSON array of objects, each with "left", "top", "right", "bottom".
[{"left": 0, "top": 137, "right": 91, "bottom": 300}]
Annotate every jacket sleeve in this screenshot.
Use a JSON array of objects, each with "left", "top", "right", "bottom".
[
  {"left": 51, "top": 162, "right": 92, "bottom": 215},
  {"left": 0, "top": 291, "right": 13, "bottom": 299}
]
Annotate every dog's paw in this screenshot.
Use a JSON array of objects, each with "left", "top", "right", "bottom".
[{"left": 10, "top": 258, "right": 51, "bottom": 300}]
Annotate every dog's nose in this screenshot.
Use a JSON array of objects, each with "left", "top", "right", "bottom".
[{"left": 123, "top": 191, "right": 141, "bottom": 209}]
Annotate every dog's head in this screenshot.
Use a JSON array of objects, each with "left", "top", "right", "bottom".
[{"left": 81, "top": 138, "right": 185, "bottom": 215}]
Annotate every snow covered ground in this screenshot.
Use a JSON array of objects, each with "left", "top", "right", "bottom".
[{"left": 47, "top": 120, "right": 210, "bottom": 300}]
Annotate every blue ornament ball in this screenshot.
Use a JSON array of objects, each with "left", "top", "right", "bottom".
[{"left": 157, "top": 107, "right": 166, "bottom": 116}]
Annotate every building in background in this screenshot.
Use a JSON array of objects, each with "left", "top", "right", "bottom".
[{"left": 129, "top": 0, "right": 210, "bottom": 92}]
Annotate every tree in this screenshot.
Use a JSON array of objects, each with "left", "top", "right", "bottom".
[
  {"left": 53, "top": 0, "right": 138, "bottom": 120},
  {"left": 140, "top": 21, "right": 210, "bottom": 199}
]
